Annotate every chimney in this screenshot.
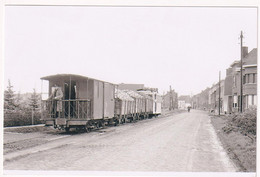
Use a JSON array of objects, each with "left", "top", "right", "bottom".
[{"left": 242, "top": 46, "right": 248, "bottom": 58}]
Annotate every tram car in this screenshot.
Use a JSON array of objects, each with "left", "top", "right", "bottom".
[{"left": 41, "top": 74, "right": 116, "bottom": 132}]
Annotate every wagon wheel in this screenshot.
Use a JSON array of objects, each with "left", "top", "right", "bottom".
[
  {"left": 85, "top": 122, "right": 91, "bottom": 133},
  {"left": 114, "top": 119, "right": 119, "bottom": 126},
  {"left": 122, "top": 118, "right": 125, "bottom": 124},
  {"left": 96, "top": 122, "right": 100, "bottom": 129},
  {"left": 65, "top": 127, "right": 70, "bottom": 133}
]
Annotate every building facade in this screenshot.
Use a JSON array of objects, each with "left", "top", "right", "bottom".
[
  {"left": 178, "top": 95, "right": 191, "bottom": 109},
  {"left": 191, "top": 88, "right": 210, "bottom": 110},
  {"left": 162, "top": 90, "right": 178, "bottom": 110},
  {"left": 224, "top": 47, "right": 257, "bottom": 113},
  {"left": 208, "top": 80, "right": 225, "bottom": 114}
]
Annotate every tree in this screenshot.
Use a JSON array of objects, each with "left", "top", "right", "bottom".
[
  {"left": 4, "top": 80, "right": 16, "bottom": 111},
  {"left": 15, "top": 91, "right": 22, "bottom": 110},
  {"left": 29, "top": 88, "right": 40, "bottom": 111}
]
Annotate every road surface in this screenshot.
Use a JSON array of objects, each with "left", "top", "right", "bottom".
[{"left": 4, "top": 110, "right": 237, "bottom": 172}]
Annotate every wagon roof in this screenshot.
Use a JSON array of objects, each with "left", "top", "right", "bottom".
[{"left": 41, "top": 74, "right": 116, "bottom": 85}]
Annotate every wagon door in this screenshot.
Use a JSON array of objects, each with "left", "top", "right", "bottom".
[
  {"left": 103, "top": 83, "right": 115, "bottom": 118},
  {"left": 64, "top": 80, "right": 76, "bottom": 118}
]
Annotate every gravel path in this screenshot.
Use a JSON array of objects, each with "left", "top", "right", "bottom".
[{"left": 4, "top": 110, "right": 237, "bottom": 172}]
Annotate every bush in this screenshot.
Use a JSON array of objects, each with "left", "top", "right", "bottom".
[
  {"left": 4, "top": 109, "right": 43, "bottom": 127},
  {"left": 223, "top": 107, "right": 256, "bottom": 138}
]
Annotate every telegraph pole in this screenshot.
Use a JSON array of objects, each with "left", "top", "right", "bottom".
[
  {"left": 240, "top": 31, "right": 243, "bottom": 113},
  {"left": 169, "top": 85, "right": 172, "bottom": 111},
  {"left": 219, "top": 71, "right": 221, "bottom": 116}
]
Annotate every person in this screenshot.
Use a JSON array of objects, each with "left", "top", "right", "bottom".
[
  {"left": 187, "top": 106, "right": 191, "bottom": 112},
  {"left": 48, "top": 84, "right": 63, "bottom": 118}
]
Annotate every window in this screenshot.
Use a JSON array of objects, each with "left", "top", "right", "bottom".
[
  {"left": 248, "top": 95, "right": 252, "bottom": 106},
  {"left": 254, "top": 95, "right": 257, "bottom": 105},
  {"left": 243, "top": 75, "right": 246, "bottom": 84},
  {"left": 253, "top": 73, "right": 256, "bottom": 83}
]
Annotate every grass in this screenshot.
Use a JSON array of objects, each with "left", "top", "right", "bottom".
[{"left": 210, "top": 108, "right": 256, "bottom": 172}]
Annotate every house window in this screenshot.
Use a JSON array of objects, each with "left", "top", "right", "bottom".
[
  {"left": 253, "top": 73, "right": 256, "bottom": 83},
  {"left": 254, "top": 95, "right": 257, "bottom": 105},
  {"left": 243, "top": 75, "right": 246, "bottom": 84},
  {"left": 248, "top": 95, "right": 252, "bottom": 106}
]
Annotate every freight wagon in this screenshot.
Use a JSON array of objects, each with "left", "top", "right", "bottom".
[{"left": 137, "top": 90, "right": 162, "bottom": 117}]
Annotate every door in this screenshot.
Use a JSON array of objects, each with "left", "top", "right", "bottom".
[{"left": 64, "top": 80, "right": 76, "bottom": 118}]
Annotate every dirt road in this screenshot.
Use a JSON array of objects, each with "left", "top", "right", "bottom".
[{"left": 4, "top": 110, "right": 237, "bottom": 172}]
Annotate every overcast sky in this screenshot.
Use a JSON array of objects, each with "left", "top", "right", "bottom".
[{"left": 4, "top": 6, "right": 257, "bottom": 96}]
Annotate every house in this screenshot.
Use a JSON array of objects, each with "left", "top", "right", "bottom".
[
  {"left": 162, "top": 90, "right": 178, "bottom": 110},
  {"left": 178, "top": 95, "right": 191, "bottom": 109},
  {"left": 225, "top": 47, "right": 257, "bottom": 113},
  {"left": 209, "top": 80, "right": 225, "bottom": 114},
  {"left": 191, "top": 88, "right": 210, "bottom": 110}
]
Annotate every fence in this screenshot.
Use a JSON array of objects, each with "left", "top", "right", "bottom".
[{"left": 4, "top": 110, "right": 42, "bottom": 127}]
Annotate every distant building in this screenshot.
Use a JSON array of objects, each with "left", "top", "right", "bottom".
[
  {"left": 191, "top": 88, "right": 210, "bottom": 110},
  {"left": 162, "top": 90, "right": 178, "bottom": 110},
  {"left": 209, "top": 80, "right": 225, "bottom": 114},
  {"left": 178, "top": 100, "right": 186, "bottom": 109},
  {"left": 178, "top": 95, "right": 191, "bottom": 109},
  {"left": 118, "top": 83, "right": 144, "bottom": 91}
]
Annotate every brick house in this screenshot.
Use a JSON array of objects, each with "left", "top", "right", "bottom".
[
  {"left": 208, "top": 80, "right": 225, "bottom": 114},
  {"left": 191, "top": 88, "right": 210, "bottom": 110},
  {"left": 162, "top": 90, "right": 178, "bottom": 110},
  {"left": 224, "top": 47, "right": 257, "bottom": 113}
]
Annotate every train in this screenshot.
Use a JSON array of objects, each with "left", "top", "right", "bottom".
[{"left": 40, "top": 74, "right": 162, "bottom": 132}]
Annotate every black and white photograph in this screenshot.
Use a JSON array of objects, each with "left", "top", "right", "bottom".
[{"left": 2, "top": 1, "right": 258, "bottom": 176}]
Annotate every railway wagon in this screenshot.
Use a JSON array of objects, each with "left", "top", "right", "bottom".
[
  {"left": 137, "top": 92, "right": 153, "bottom": 118},
  {"left": 114, "top": 89, "right": 135, "bottom": 123},
  {"left": 123, "top": 90, "right": 144, "bottom": 120},
  {"left": 138, "top": 90, "right": 162, "bottom": 116},
  {"left": 41, "top": 74, "right": 116, "bottom": 132}
]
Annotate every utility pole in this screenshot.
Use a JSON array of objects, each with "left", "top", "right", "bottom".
[
  {"left": 240, "top": 31, "right": 243, "bottom": 113},
  {"left": 219, "top": 71, "right": 221, "bottom": 116},
  {"left": 169, "top": 85, "right": 172, "bottom": 111},
  {"left": 172, "top": 90, "right": 174, "bottom": 110}
]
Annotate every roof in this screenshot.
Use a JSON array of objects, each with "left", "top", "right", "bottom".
[
  {"left": 230, "top": 60, "right": 240, "bottom": 67},
  {"left": 244, "top": 48, "right": 257, "bottom": 65},
  {"left": 118, "top": 83, "right": 144, "bottom": 91},
  {"left": 41, "top": 74, "right": 116, "bottom": 85}
]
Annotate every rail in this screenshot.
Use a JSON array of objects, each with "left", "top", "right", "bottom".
[{"left": 41, "top": 99, "right": 91, "bottom": 119}]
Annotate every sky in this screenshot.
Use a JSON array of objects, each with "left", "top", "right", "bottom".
[{"left": 4, "top": 6, "right": 257, "bottom": 96}]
